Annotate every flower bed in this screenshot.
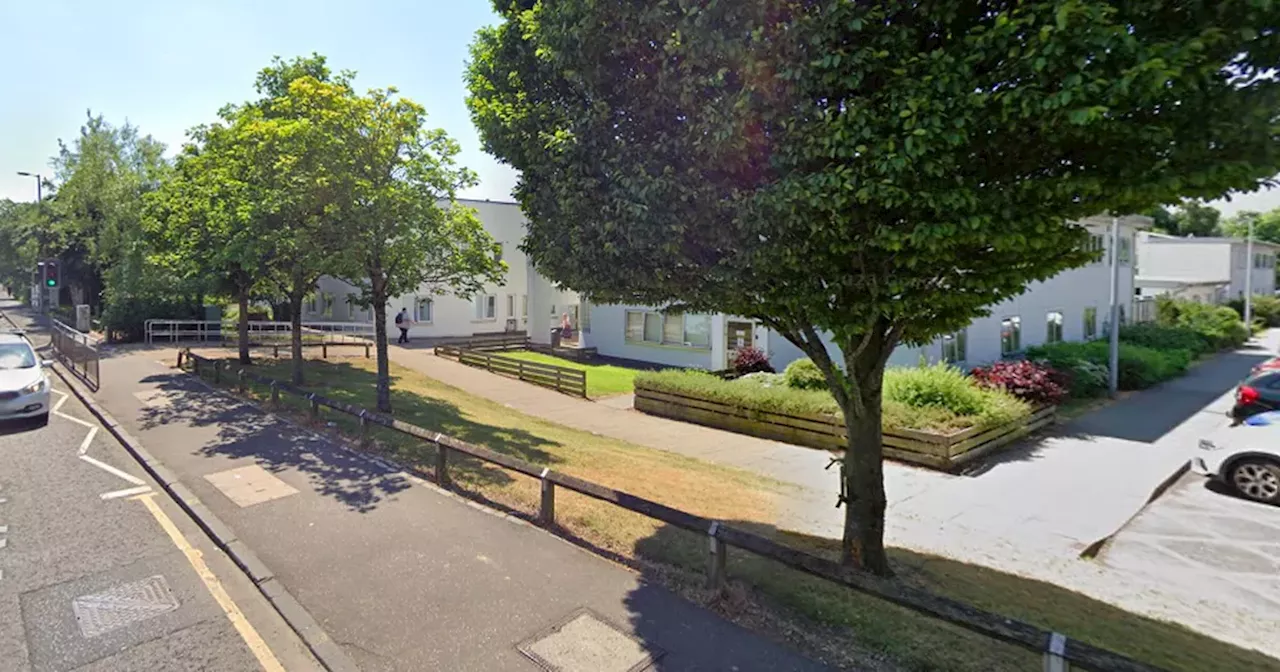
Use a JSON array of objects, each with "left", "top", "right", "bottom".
[{"left": 634, "top": 365, "right": 1050, "bottom": 470}]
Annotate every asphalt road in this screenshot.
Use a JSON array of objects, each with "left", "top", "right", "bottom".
[{"left": 0, "top": 306, "right": 321, "bottom": 672}]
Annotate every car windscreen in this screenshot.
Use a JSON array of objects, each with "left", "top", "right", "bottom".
[{"left": 0, "top": 343, "right": 36, "bottom": 370}]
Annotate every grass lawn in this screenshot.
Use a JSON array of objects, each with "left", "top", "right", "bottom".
[
  {"left": 192, "top": 352, "right": 1279, "bottom": 672},
  {"left": 499, "top": 349, "right": 641, "bottom": 398}
]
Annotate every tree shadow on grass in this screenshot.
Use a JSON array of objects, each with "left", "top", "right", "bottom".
[
  {"left": 626, "top": 521, "right": 1280, "bottom": 672},
  {"left": 135, "top": 355, "right": 562, "bottom": 512}
]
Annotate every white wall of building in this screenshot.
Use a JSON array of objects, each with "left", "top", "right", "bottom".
[
  {"left": 1137, "top": 234, "right": 1278, "bottom": 301},
  {"left": 586, "top": 217, "right": 1145, "bottom": 371},
  {"left": 302, "top": 199, "right": 534, "bottom": 340}
]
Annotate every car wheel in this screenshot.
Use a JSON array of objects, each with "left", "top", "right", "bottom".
[{"left": 1228, "top": 458, "right": 1280, "bottom": 504}]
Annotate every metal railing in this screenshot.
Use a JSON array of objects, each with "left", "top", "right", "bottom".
[
  {"left": 144, "top": 319, "right": 375, "bottom": 345},
  {"left": 180, "top": 347, "right": 1165, "bottom": 672},
  {"left": 50, "top": 318, "right": 100, "bottom": 390}
]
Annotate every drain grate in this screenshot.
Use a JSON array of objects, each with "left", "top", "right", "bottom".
[
  {"left": 72, "top": 575, "right": 180, "bottom": 638},
  {"left": 518, "top": 608, "right": 661, "bottom": 672}
]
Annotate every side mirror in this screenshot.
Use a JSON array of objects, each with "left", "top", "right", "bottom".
[{"left": 41, "top": 359, "right": 53, "bottom": 368}]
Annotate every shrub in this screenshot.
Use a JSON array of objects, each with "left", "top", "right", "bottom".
[
  {"left": 1120, "top": 323, "right": 1212, "bottom": 355},
  {"left": 882, "top": 363, "right": 988, "bottom": 416},
  {"left": 969, "top": 360, "right": 1068, "bottom": 406},
  {"left": 636, "top": 366, "right": 1030, "bottom": 433},
  {"left": 733, "top": 372, "right": 786, "bottom": 388},
  {"left": 783, "top": 358, "right": 828, "bottom": 390},
  {"left": 1155, "top": 297, "right": 1249, "bottom": 349},
  {"left": 729, "top": 346, "right": 774, "bottom": 375},
  {"left": 1025, "top": 340, "right": 1191, "bottom": 390},
  {"left": 1227, "top": 295, "right": 1280, "bottom": 327}
]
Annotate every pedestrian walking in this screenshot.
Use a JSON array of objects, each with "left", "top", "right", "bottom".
[{"left": 396, "top": 308, "right": 411, "bottom": 344}]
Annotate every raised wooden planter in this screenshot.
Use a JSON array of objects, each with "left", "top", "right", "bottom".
[{"left": 633, "top": 384, "right": 1055, "bottom": 470}]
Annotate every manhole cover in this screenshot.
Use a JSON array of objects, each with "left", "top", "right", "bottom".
[
  {"left": 72, "top": 575, "right": 180, "bottom": 638},
  {"left": 518, "top": 608, "right": 662, "bottom": 672},
  {"left": 204, "top": 465, "right": 299, "bottom": 508}
]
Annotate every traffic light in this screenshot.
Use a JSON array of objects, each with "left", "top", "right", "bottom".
[{"left": 43, "top": 260, "right": 58, "bottom": 288}]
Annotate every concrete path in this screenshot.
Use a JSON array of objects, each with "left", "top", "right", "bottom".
[{"left": 88, "top": 347, "right": 832, "bottom": 672}]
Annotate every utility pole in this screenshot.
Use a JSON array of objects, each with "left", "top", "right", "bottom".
[
  {"left": 1108, "top": 215, "right": 1122, "bottom": 398},
  {"left": 1245, "top": 218, "right": 1255, "bottom": 328}
]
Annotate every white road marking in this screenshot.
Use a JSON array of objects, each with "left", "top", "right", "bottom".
[
  {"left": 51, "top": 389, "right": 69, "bottom": 412},
  {"left": 79, "top": 455, "right": 146, "bottom": 486},
  {"left": 100, "top": 485, "right": 152, "bottom": 500},
  {"left": 78, "top": 426, "right": 98, "bottom": 456}
]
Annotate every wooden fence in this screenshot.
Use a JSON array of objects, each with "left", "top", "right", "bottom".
[
  {"left": 634, "top": 384, "right": 1056, "bottom": 470},
  {"left": 437, "top": 333, "right": 529, "bottom": 351},
  {"left": 177, "top": 347, "right": 1164, "bottom": 672},
  {"left": 434, "top": 345, "right": 587, "bottom": 397}
]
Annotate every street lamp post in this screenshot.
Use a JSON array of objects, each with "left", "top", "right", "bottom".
[
  {"left": 1107, "top": 215, "right": 1122, "bottom": 398},
  {"left": 1245, "top": 218, "right": 1255, "bottom": 329},
  {"left": 16, "top": 171, "right": 42, "bottom": 203}
]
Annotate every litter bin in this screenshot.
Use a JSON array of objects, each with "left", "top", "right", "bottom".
[{"left": 550, "top": 328, "right": 562, "bottom": 348}]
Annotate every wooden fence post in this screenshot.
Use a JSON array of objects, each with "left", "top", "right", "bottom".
[
  {"left": 436, "top": 444, "right": 450, "bottom": 488},
  {"left": 270, "top": 381, "right": 279, "bottom": 406},
  {"left": 1044, "top": 633, "right": 1068, "bottom": 672},
  {"left": 539, "top": 468, "right": 555, "bottom": 526},
  {"left": 364, "top": 343, "right": 370, "bottom": 359},
  {"left": 213, "top": 360, "right": 221, "bottom": 384},
  {"left": 177, "top": 350, "right": 185, "bottom": 369},
  {"left": 322, "top": 343, "right": 328, "bottom": 359},
  {"left": 273, "top": 344, "right": 279, "bottom": 358},
  {"left": 555, "top": 368, "right": 563, "bottom": 393},
  {"left": 706, "top": 521, "right": 727, "bottom": 592}
]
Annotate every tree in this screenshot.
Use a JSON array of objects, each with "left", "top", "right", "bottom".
[
  {"left": 1223, "top": 208, "right": 1280, "bottom": 244},
  {"left": 1170, "top": 201, "right": 1223, "bottom": 237},
  {"left": 468, "top": 0, "right": 1280, "bottom": 573},
  {"left": 328, "top": 87, "right": 505, "bottom": 413}
]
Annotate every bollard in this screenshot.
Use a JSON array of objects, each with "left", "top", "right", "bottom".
[
  {"left": 213, "top": 360, "right": 221, "bottom": 384},
  {"left": 270, "top": 381, "right": 279, "bottom": 405},
  {"left": 273, "top": 344, "right": 279, "bottom": 358},
  {"left": 237, "top": 369, "right": 246, "bottom": 393},
  {"left": 436, "top": 445, "right": 450, "bottom": 488},
  {"left": 539, "top": 468, "right": 555, "bottom": 526},
  {"left": 1043, "top": 633, "right": 1068, "bottom": 672},
  {"left": 309, "top": 396, "right": 319, "bottom": 423},
  {"left": 322, "top": 343, "right": 328, "bottom": 359},
  {"left": 359, "top": 413, "right": 370, "bottom": 448},
  {"left": 706, "top": 521, "right": 726, "bottom": 591},
  {"left": 364, "top": 343, "right": 370, "bottom": 359}
]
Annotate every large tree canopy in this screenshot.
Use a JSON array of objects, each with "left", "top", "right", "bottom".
[{"left": 468, "top": 0, "right": 1280, "bottom": 572}]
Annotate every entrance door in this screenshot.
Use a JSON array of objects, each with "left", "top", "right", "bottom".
[{"left": 726, "top": 320, "right": 755, "bottom": 353}]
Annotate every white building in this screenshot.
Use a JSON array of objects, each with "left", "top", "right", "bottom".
[
  {"left": 1135, "top": 233, "right": 1277, "bottom": 304},
  {"left": 305, "top": 199, "right": 576, "bottom": 341},
  {"left": 565, "top": 215, "right": 1150, "bottom": 371}
]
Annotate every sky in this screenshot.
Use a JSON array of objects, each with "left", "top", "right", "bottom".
[
  {"left": 0, "top": 0, "right": 519, "bottom": 204},
  {"left": 2, "top": 0, "right": 1277, "bottom": 217}
]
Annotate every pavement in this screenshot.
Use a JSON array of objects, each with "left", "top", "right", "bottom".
[
  {"left": 0, "top": 306, "right": 321, "bottom": 672},
  {"left": 35, "top": 311, "right": 833, "bottom": 669}
]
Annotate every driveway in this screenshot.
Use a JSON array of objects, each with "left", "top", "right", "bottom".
[{"left": 1100, "top": 472, "right": 1280, "bottom": 647}]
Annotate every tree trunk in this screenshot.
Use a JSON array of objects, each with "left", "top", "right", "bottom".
[
  {"left": 290, "top": 291, "right": 305, "bottom": 385},
  {"left": 237, "top": 288, "right": 251, "bottom": 365},
  {"left": 372, "top": 296, "right": 392, "bottom": 413},
  {"left": 838, "top": 379, "right": 891, "bottom": 575}
]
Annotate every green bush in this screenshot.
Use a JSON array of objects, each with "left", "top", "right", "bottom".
[
  {"left": 1119, "top": 323, "right": 1212, "bottom": 355},
  {"left": 783, "top": 358, "right": 828, "bottom": 390},
  {"left": 1025, "top": 340, "right": 1191, "bottom": 390},
  {"left": 101, "top": 294, "right": 203, "bottom": 342},
  {"left": 1227, "top": 295, "right": 1280, "bottom": 327},
  {"left": 636, "top": 365, "right": 1029, "bottom": 433},
  {"left": 1155, "top": 297, "right": 1249, "bottom": 349}
]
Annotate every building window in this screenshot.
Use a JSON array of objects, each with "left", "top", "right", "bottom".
[
  {"left": 305, "top": 293, "right": 318, "bottom": 314},
  {"left": 522, "top": 295, "right": 528, "bottom": 318},
  {"left": 1086, "top": 234, "right": 1105, "bottom": 263},
  {"left": 941, "top": 330, "right": 966, "bottom": 364},
  {"left": 506, "top": 294, "right": 515, "bottom": 317},
  {"left": 321, "top": 293, "right": 335, "bottom": 318},
  {"left": 581, "top": 301, "right": 592, "bottom": 334},
  {"left": 1236, "top": 249, "right": 1246, "bottom": 269},
  {"left": 1084, "top": 307, "right": 1097, "bottom": 340},
  {"left": 475, "top": 295, "right": 496, "bottom": 320},
  {"left": 1117, "top": 236, "right": 1132, "bottom": 264},
  {"left": 415, "top": 297, "right": 433, "bottom": 323},
  {"left": 625, "top": 309, "right": 712, "bottom": 349},
  {"left": 1046, "top": 311, "right": 1064, "bottom": 344},
  {"left": 1000, "top": 316, "right": 1021, "bottom": 356}
]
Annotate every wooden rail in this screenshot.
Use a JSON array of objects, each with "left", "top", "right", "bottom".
[
  {"left": 434, "top": 345, "right": 587, "bottom": 397},
  {"left": 178, "top": 349, "right": 1166, "bottom": 672},
  {"left": 634, "top": 384, "right": 1055, "bottom": 471},
  {"left": 436, "top": 333, "right": 529, "bottom": 351}
]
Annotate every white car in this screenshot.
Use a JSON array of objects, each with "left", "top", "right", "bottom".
[
  {"left": 0, "top": 331, "right": 51, "bottom": 425},
  {"left": 1193, "top": 411, "right": 1280, "bottom": 504}
]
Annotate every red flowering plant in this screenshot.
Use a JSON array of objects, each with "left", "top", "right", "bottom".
[
  {"left": 969, "top": 360, "right": 1069, "bottom": 406},
  {"left": 729, "top": 346, "right": 775, "bottom": 375}
]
